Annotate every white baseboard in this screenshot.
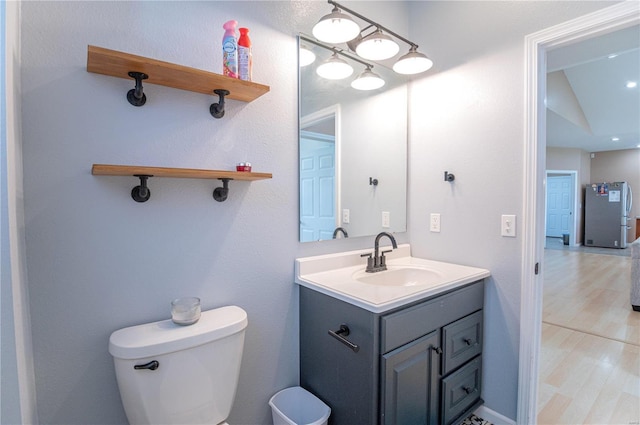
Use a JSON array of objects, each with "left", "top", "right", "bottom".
[{"left": 474, "top": 406, "right": 516, "bottom": 425}]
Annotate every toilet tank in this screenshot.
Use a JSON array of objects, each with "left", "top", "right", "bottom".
[{"left": 109, "top": 306, "right": 248, "bottom": 425}]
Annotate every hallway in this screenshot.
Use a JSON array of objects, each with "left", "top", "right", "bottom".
[{"left": 536, "top": 249, "right": 639, "bottom": 424}]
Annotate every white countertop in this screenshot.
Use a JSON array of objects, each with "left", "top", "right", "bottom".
[{"left": 295, "top": 244, "right": 490, "bottom": 313}]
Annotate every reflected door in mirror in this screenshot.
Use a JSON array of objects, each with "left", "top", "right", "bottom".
[{"left": 300, "top": 133, "right": 336, "bottom": 242}]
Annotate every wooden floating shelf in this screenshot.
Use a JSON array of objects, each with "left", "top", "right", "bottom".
[
  {"left": 92, "top": 164, "right": 272, "bottom": 181},
  {"left": 92, "top": 164, "right": 272, "bottom": 203},
  {"left": 86, "top": 45, "right": 270, "bottom": 103}
]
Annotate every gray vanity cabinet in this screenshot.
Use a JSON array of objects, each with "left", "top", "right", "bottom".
[{"left": 300, "top": 280, "right": 484, "bottom": 425}]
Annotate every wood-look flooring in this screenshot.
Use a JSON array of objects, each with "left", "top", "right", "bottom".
[{"left": 537, "top": 249, "right": 640, "bottom": 424}]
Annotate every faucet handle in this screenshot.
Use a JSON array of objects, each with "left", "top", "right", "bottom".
[
  {"left": 380, "top": 250, "right": 392, "bottom": 267},
  {"left": 360, "top": 253, "right": 374, "bottom": 271}
]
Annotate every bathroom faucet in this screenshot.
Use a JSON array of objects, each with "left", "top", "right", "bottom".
[
  {"left": 332, "top": 227, "right": 348, "bottom": 239},
  {"left": 361, "top": 232, "right": 398, "bottom": 273}
]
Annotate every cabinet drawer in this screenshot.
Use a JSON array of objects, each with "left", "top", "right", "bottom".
[
  {"left": 381, "top": 281, "right": 484, "bottom": 353},
  {"left": 441, "top": 356, "right": 482, "bottom": 425},
  {"left": 442, "top": 310, "right": 483, "bottom": 374}
]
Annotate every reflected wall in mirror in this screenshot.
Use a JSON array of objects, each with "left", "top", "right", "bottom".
[{"left": 299, "top": 36, "right": 408, "bottom": 242}]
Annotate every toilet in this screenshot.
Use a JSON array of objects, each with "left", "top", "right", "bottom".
[{"left": 109, "top": 305, "right": 248, "bottom": 425}]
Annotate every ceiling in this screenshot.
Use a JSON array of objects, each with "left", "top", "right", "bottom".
[{"left": 546, "top": 24, "right": 640, "bottom": 153}]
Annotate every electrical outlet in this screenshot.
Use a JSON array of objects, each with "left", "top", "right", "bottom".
[
  {"left": 342, "top": 209, "right": 350, "bottom": 224},
  {"left": 382, "top": 211, "right": 390, "bottom": 228},
  {"left": 501, "top": 214, "right": 516, "bottom": 237},
  {"left": 430, "top": 213, "right": 441, "bottom": 232}
]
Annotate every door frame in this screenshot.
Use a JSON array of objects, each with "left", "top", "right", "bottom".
[
  {"left": 518, "top": 2, "right": 640, "bottom": 423},
  {"left": 545, "top": 170, "right": 577, "bottom": 246}
]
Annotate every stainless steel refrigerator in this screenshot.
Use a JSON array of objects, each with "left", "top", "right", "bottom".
[{"left": 584, "top": 182, "right": 633, "bottom": 248}]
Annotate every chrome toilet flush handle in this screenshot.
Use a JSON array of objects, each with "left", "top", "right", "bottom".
[{"left": 134, "top": 360, "right": 159, "bottom": 371}]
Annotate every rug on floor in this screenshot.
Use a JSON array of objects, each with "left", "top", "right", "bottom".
[{"left": 459, "top": 413, "right": 493, "bottom": 425}]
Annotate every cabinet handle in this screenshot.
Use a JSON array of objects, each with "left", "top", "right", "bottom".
[
  {"left": 463, "top": 386, "right": 477, "bottom": 395},
  {"left": 464, "top": 338, "right": 475, "bottom": 346},
  {"left": 328, "top": 325, "right": 360, "bottom": 353},
  {"left": 431, "top": 346, "right": 443, "bottom": 355}
]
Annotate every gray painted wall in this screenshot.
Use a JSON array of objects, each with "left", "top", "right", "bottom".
[
  {"left": 406, "top": 1, "right": 615, "bottom": 419},
  {"left": 340, "top": 86, "right": 408, "bottom": 237},
  {"left": 20, "top": 2, "right": 302, "bottom": 424},
  {"left": 16, "top": 1, "right": 615, "bottom": 424},
  {"left": 590, "top": 148, "right": 640, "bottom": 240},
  {"left": 18, "top": 1, "right": 407, "bottom": 424}
]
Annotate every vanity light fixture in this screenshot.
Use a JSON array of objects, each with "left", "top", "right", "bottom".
[
  {"left": 316, "top": 52, "right": 354, "bottom": 80},
  {"left": 355, "top": 29, "right": 400, "bottom": 61},
  {"left": 312, "top": 5, "right": 361, "bottom": 44},
  {"left": 313, "top": 0, "right": 433, "bottom": 75},
  {"left": 351, "top": 66, "right": 385, "bottom": 90},
  {"left": 393, "top": 46, "right": 434, "bottom": 74},
  {"left": 299, "top": 45, "right": 316, "bottom": 66},
  {"left": 301, "top": 35, "right": 385, "bottom": 91}
]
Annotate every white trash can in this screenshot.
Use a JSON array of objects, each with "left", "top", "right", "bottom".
[{"left": 269, "top": 386, "right": 331, "bottom": 425}]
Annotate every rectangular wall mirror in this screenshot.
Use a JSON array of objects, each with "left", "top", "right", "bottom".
[{"left": 298, "top": 35, "right": 408, "bottom": 242}]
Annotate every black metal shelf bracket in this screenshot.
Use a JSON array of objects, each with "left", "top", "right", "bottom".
[
  {"left": 127, "top": 176, "right": 237, "bottom": 203},
  {"left": 210, "top": 89, "right": 230, "bottom": 119},
  {"left": 213, "top": 178, "right": 232, "bottom": 202},
  {"left": 131, "top": 174, "right": 152, "bottom": 202},
  {"left": 127, "top": 72, "right": 149, "bottom": 107}
]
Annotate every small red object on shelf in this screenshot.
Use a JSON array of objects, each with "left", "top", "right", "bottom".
[{"left": 236, "top": 162, "right": 252, "bottom": 172}]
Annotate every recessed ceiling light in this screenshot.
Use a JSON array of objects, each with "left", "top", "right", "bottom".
[
  {"left": 611, "top": 137, "right": 620, "bottom": 142},
  {"left": 626, "top": 81, "right": 638, "bottom": 89},
  {"left": 607, "top": 54, "right": 618, "bottom": 59}
]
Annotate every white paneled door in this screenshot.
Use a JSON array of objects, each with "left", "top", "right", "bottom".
[
  {"left": 546, "top": 175, "right": 573, "bottom": 238},
  {"left": 300, "top": 137, "right": 336, "bottom": 242}
]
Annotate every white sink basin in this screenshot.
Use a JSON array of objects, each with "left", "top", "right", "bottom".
[
  {"left": 295, "top": 244, "right": 490, "bottom": 313},
  {"left": 352, "top": 266, "right": 444, "bottom": 287}
]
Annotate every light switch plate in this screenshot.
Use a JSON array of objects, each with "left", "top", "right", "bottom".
[
  {"left": 430, "top": 213, "right": 441, "bottom": 232},
  {"left": 382, "top": 211, "right": 390, "bottom": 228},
  {"left": 342, "top": 209, "right": 350, "bottom": 224},
  {"left": 501, "top": 214, "right": 516, "bottom": 237}
]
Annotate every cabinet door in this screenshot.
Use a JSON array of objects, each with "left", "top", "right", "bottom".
[{"left": 381, "top": 331, "right": 440, "bottom": 425}]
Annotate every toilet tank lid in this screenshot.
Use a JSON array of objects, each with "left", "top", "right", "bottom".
[{"left": 109, "top": 305, "right": 248, "bottom": 360}]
